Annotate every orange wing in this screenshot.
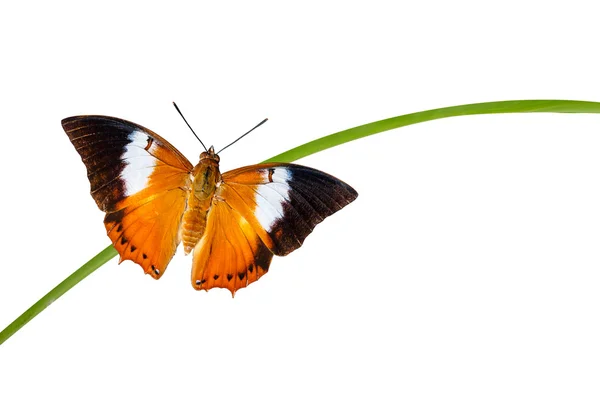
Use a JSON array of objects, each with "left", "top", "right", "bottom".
[
  {"left": 192, "top": 163, "right": 358, "bottom": 295},
  {"left": 62, "top": 116, "right": 193, "bottom": 278},
  {"left": 191, "top": 200, "right": 273, "bottom": 294}
]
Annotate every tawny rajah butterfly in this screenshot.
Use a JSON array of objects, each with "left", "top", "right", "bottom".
[{"left": 62, "top": 115, "right": 358, "bottom": 295}]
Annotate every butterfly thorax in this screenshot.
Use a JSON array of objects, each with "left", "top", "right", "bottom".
[{"left": 181, "top": 146, "right": 222, "bottom": 255}]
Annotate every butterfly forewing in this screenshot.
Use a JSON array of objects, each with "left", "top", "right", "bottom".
[
  {"left": 62, "top": 116, "right": 193, "bottom": 278},
  {"left": 221, "top": 163, "right": 358, "bottom": 256}
]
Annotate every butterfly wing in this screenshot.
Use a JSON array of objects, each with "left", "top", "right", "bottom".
[
  {"left": 191, "top": 199, "right": 274, "bottom": 294},
  {"left": 221, "top": 163, "right": 359, "bottom": 255},
  {"left": 62, "top": 116, "right": 193, "bottom": 278},
  {"left": 192, "top": 163, "right": 358, "bottom": 295}
]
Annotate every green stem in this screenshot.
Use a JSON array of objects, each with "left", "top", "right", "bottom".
[
  {"left": 0, "top": 246, "right": 117, "bottom": 345},
  {"left": 2, "top": 99, "right": 600, "bottom": 345},
  {"left": 264, "top": 99, "right": 600, "bottom": 163}
]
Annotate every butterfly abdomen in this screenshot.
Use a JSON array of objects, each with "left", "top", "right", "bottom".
[{"left": 181, "top": 205, "right": 210, "bottom": 254}]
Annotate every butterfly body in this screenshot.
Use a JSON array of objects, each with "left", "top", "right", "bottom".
[
  {"left": 63, "top": 115, "right": 358, "bottom": 295},
  {"left": 182, "top": 146, "right": 221, "bottom": 254}
]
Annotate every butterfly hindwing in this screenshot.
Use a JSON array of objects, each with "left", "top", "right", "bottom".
[
  {"left": 221, "top": 163, "right": 359, "bottom": 256},
  {"left": 191, "top": 199, "right": 273, "bottom": 294},
  {"left": 62, "top": 116, "right": 193, "bottom": 278}
]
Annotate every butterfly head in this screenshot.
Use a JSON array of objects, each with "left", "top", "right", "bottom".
[{"left": 199, "top": 145, "right": 220, "bottom": 164}]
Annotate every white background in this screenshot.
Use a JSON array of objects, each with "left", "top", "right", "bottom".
[{"left": 1, "top": 1, "right": 600, "bottom": 399}]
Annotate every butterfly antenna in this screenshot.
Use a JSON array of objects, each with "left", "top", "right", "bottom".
[
  {"left": 173, "top": 102, "right": 208, "bottom": 152},
  {"left": 217, "top": 118, "right": 268, "bottom": 155}
]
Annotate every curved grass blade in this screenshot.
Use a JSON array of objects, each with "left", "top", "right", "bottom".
[
  {"left": 0, "top": 246, "right": 117, "bottom": 345},
  {"left": 2, "top": 99, "right": 600, "bottom": 345},
  {"left": 265, "top": 99, "right": 600, "bottom": 163}
]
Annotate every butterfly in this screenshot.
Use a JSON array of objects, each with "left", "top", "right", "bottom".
[{"left": 62, "top": 115, "right": 358, "bottom": 295}]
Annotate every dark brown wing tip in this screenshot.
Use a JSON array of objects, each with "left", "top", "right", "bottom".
[
  {"left": 61, "top": 115, "right": 102, "bottom": 132},
  {"left": 61, "top": 116, "right": 79, "bottom": 130},
  {"left": 345, "top": 183, "right": 359, "bottom": 202}
]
